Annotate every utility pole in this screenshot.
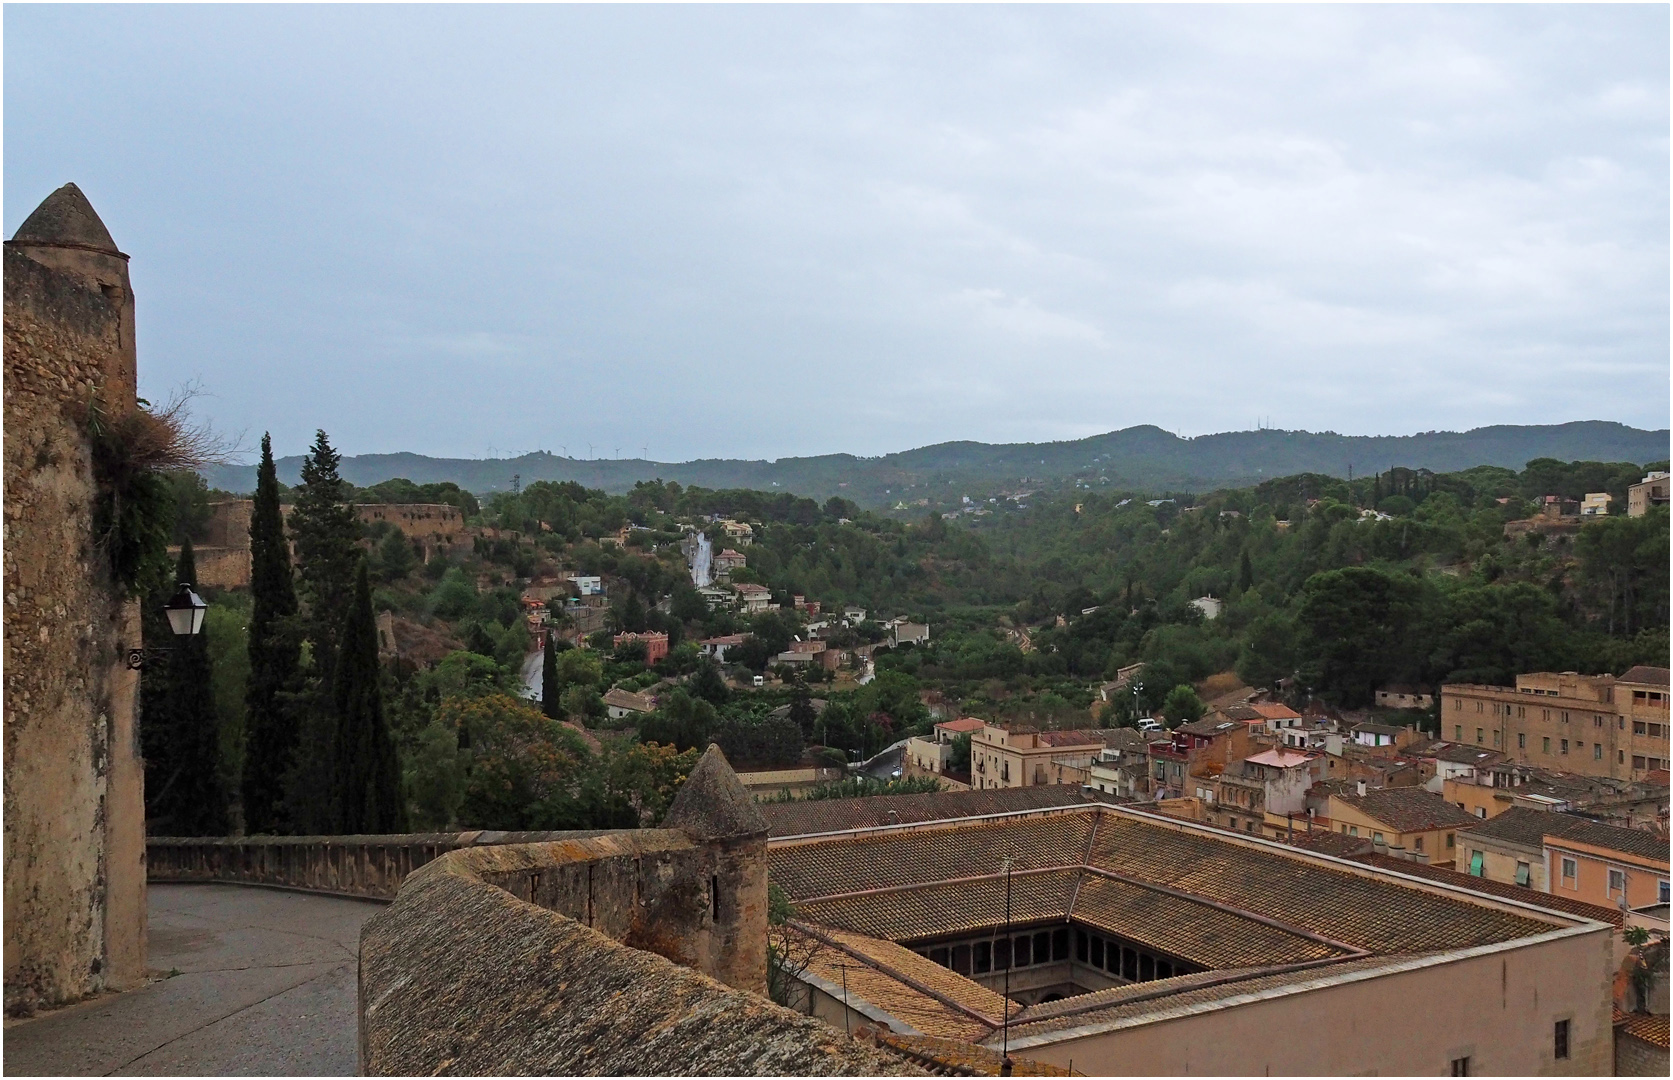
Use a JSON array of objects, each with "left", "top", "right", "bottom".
[
  {"left": 1001, "top": 854, "right": 1014, "bottom": 1076},
  {"left": 511, "top": 473, "right": 521, "bottom": 495}
]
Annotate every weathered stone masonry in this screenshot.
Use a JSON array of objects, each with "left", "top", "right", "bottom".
[{"left": 4, "top": 184, "right": 148, "bottom": 1012}]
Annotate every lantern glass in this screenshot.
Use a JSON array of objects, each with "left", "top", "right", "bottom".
[{"left": 164, "top": 583, "right": 207, "bottom": 636}]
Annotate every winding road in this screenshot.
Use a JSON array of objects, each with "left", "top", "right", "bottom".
[{"left": 3, "top": 885, "right": 375, "bottom": 1076}]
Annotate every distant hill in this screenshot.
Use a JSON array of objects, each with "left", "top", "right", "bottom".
[{"left": 202, "top": 421, "right": 1669, "bottom": 506}]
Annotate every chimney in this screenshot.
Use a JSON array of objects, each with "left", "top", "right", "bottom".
[{"left": 1356, "top": 780, "right": 1367, "bottom": 797}]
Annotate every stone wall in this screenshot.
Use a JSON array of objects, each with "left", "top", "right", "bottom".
[
  {"left": 3, "top": 185, "right": 149, "bottom": 1012},
  {"left": 358, "top": 833, "right": 915, "bottom": 1075},
  {"left": 147, "top": 831, "right": 591, "bottom": 900}
]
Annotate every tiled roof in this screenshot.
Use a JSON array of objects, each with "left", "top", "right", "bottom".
[
  {"left": 1070, "top": 874, "right": 1344, "bottom": 968},
  {"left": 936, "top": 717, "right": 987, "bottom": 734},
  {"left": 796, "top": 869, "right": 1082, "bottom": 943},
  {"left": 1618, "top": 666, "right": 1671, "bottom": 688},
  {"left": 788, "top": 924, "right": 1002, "bottom": 1040},
  {"left": 1406, "top": 740, "right": 1506, "bottom": 766},
  {"left": 998, "top": 953, "right": 1426, "bottom": 1042},
  {"left": 1038, "top": 730, "right": 1103, "bottom": 748},
  {"left": 1354, "top": 852, "right": 1622, "bottom": 928},
  {"left": 1245, "top": 749, "right": 1315, "bottom": 769},
  {"left": 1461, "top": 806, "right": 1668, "bottom": 862},
  {"left": 601, "top": 687, "right": 654, "bottom": 712},
  {"left": 1617, "top": 1010, "right": 1670, "bottom": 1049},
  {"left": 772, "top": 807, "right": 1560, "bottom": 965},
  {"left": 1250, "top": 702, "right": 1302, "bottom": 720},
  {"left": 1331, "top": 787, "right": 1480, "bottom": 832},
  {"left": 761, "top": 786, "right": 1093, "bottom": 839},
  {"left": 1540, "top": 816, "right": 1670, "bottom": 863},
  {"left": 1177, "top": 717, "right": 1242, "bottom": 737},
  {"left": 864, "top": 1032, "right": 1075, "bottom": 1076}
]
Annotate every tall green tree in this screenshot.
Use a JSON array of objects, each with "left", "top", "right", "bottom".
[
  {"left": 142, "top": 540, "right": 228, "bottom": 835},
  {"left": 284, "top": 430, "right": 362, "bottom": 833},
  {"left": 540, "top": 633, "right": 561, "bottom": 719},
  {"left": 242, "top": 433, "right": 301, "bottom": 833},
  {"left": 290, "top": 429, "right": 361, "bottom": 681},
  {"left": 333, "top": 560, "right": 406, "bottom": 833}
]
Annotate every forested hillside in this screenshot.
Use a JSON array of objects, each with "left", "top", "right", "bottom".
[{"left": 200, "top": 421, "right": 1669, "bottom": 507}]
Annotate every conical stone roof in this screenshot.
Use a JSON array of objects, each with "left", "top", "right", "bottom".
[
  {"left": 663, "top": 744, "right": 769, "bottom": 841},
  {"left": 12, "top": 183, "right": 121, "bottom": 254}
]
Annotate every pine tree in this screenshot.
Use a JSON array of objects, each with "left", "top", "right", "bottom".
[
  {"left": 242, "top": 433, "right": 302, "bottom": 833},
  {"left": 141, "top": 540, "right": 228, "bottom": 835},
  {"left": 541, "top": 633, "right": 561, "bottom": 719},
  {"left": 332, "top": 559, "right": 406, "bottom": 833}
]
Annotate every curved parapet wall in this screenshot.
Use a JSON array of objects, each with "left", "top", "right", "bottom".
[
  {"left": 146, "top": 831, "right": 602, "bottom": 901},
  {"left": 359, "top": 834, "right": 918, "bottom": 1075}
]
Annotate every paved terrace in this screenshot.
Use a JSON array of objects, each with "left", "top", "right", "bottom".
[{"left": 4, "top": 884, "right": 374, "bottom": 1076}]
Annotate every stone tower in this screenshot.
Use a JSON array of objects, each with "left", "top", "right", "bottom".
[
  {"left": 662, "top": 744, "right": 770, "bottom": 995},
  {"left": 4, "top": 184, "right": 148, "bottom": 1012}
]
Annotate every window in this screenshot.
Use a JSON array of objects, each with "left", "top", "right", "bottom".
[
  {"left": 1562, "top": 711, "right": 1570, "bottom": 724},
  {"left": 1052, "top": 928, "right": 1069, "bottom": 961},
  {"left": 1475, "top": 807, "right": 1487, "bottom": 818},
  {"left": 1089, "top": 936, "right": 1103, "bottom": 969},
  {"left": 1451, "top": 1056, "right": 1471, "bottom": 1076},
  {"left": 1453, "top": 699, "right": 1461, "bottom": 711},
  {"left": 1518, "top": 733, "right": 1526, "bottom": 749},
  {"left": 1014, "top": 935, "right": 1031, "bottom": 967},
  {"left": 1560, "top": 739, "right": 1569, "bottom": 755},
  {"left": 1469, "top": 851, "right": 1484, "bottom": 876},
  {"left": 974, "top": 941, "right": 992, "bottom": 974},
  {"left": 1476, "top": 701, "right": 1484, "bottom": 713},
  {"left": 1660, "top": 881, "right": 1669, "bottom": 904},
  {"left": 1455, "top": 725, "right": 1463, "bottom": 740},
  {"left": 1619, "top": 749, "right": 1625, "bottom": 764},
  {"left": 1373, "top": 832, "right": 1385, "bottom": 844},
  {"left": 1543, "top": 737, "right": 1551, "bottom": 754},
  {"left": 1447, "top": 833, "right": 1455, "bottom": 848},
  {"left": 1554, "top": 1019, "right": 1569, "bottom": 1061},
  {"left": 1076, "top": 929, "right": 1088, "bottom": 962},
  {"left": 1609, "top": 869, "right": 1626, "bottom": 896},
  {"left": 1593, "top": 744, "right": 1602, "bottom": 760},
  {"left": 1414, "top": 836, "right": 1424, "bottom": 852},
  {"left": 1493, "top": 730, "right": 1500, "bottom": 748},
  {"left": 1634, "top": 721, "right": 1647, "bottom": 735},
  {"left": 1349, "top": 826, "right": 1359, "bottom": 837},
  {"left": 1634, "top": 755, "right": 1647, "bottom": 770},
  {"left": 1515, "top": 861, "right": 1530, "bottom": 887},
  {"left": 1594, "top": 715, "right": 1602, "bottom": 727},
  {"left": 1561, "top": 857, "right": 1578, "bottom": 884},
  {"left": 1476, "top": 728, "right": 1484, "bottom": 744}
]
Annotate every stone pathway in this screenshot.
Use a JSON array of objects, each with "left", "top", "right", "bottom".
[{"left": 4, "top": 884, "right": 377, "bottom": 1076}]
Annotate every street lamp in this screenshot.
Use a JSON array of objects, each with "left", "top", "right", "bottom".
[
  {"left": 127, "top": 582, "right": 206, "bottom": 669},
  {"left": 163, "top": 582, "right": 208, "bottom": 637}
]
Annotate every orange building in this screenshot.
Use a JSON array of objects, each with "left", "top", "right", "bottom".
[{"left": 1543, "top": 821, "right": 1669, "bottom": 910}]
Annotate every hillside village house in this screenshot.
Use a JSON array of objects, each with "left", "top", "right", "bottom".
[
  {"left": 713, "top": 548, "right": 748, "bottom": 575},
  {"left": 890, "top": 621, "right": 931, "bottom": 648},
  {"left": 1458, "top": 808, "right": 1670, "bottom": 907},
  {"left": 969, "top": 723, "right": 1103, "bottom": 790},
  {"left": 1580, "top": 492, "right": 1611, "bottom": 516},
  {"left": 1325, "top": 784, "right": 1478, "bottom": 865},
  {"left": 612, "top": 631, "right": 668, "bottom": 665},
  {"left": 1210, "top": 748, "right": 1323, "bottom": 835},
  {"left": 1440, "top": 666, "right": 1671, "bottom": 782},
  {"left": 734, "top": 582, "right": 772, "bottom": 613},
  {"left": 698, "top": 633, "right": 746, "bottom": 663},
  {"left": 904, "top": 717, "right": 985, "bottom": 789},
  {"left": 1375, "top": 684, "right": 1435, "bottom": 709},
  {"left": 1627, "top": 471, "right": 1669, "bottom": 516},
  {"left": 602, "top": 687, "right": 656, "bottom": 721}
]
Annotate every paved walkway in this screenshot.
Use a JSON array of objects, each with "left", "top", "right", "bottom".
[{"left": 4, "top": 884, "right": 378, "bottom": 1076}]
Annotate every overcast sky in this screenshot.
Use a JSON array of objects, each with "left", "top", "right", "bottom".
[{"left": 7, "top": 5, "right": 1668, "bottom": 462}]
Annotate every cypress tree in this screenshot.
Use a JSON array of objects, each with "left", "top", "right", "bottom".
[
  {"left": 1237, "top": 549, "right": 1254, "bottom": 593},
  {"left": 290, "top": 429, "right": 360, "bottom": 684},
  {"left": 333, "top": 559, "right": 406, "bottom": 833},
  {"left": 284, "top": 429, "right": 361, "bottom": 833},
  {"left": 541, "top": 633, "right": 561, "bottom": 719},
  {"left": 242, "top": 433, "right": 301, "bottom": 833},
  {"left": 141, "top": 540, "right": 228, "bottom": 835}
]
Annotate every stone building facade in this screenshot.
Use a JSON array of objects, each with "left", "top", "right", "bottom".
[{"left": 4, "top": 184, "right": 149, "bottom": 1010}]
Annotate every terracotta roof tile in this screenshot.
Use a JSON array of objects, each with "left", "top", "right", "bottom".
[
  {"left": 796, "top": 870, "right": 1082, "bottom": 943},
  {"left": 1331, "top": 787, "right": 1480, "bottom": 832},
  {"left": 1355, "top": 852, "right": 1622, "bottom": 927},
  {"left": 1618, "top": 666, "right": 1671, "bottom": 688},
  {"left": 1617, "top": 1011, "right": 1670, "bottom": 1049},
  {"left": 762, "top": 786, "right": 1093, "bottom": 839},
  {"left": 1069, "top": 874, "right": 1343, "bottom": 968}
]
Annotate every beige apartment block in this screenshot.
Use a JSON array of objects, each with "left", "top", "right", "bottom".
[{"left": 1441, "top": 667, "right": 1670, "bottom": 782}]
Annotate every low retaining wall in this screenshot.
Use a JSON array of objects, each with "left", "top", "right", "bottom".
[{"left": 146, "top": 830, "right": 598, "bottom": 901}]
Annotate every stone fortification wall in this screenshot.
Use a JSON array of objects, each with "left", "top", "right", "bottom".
[
  {"left": 358, "top": 833, "right": 916, "bottom": 1076},
  {"left": 3, "top": 185, "right": 148, "bottom": 1012}
]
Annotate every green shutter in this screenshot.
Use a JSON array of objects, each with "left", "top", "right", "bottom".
[{"left": 1469, "top": 851, "right": 1484, "bottom": 877}]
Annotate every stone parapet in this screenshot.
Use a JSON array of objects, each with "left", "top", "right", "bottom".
[
  {"left": 357, "top": 832, "right": 916, "bottom": 1076},
  {"left": 146, "top": 831, "right": 600, "bottom": 900}
]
